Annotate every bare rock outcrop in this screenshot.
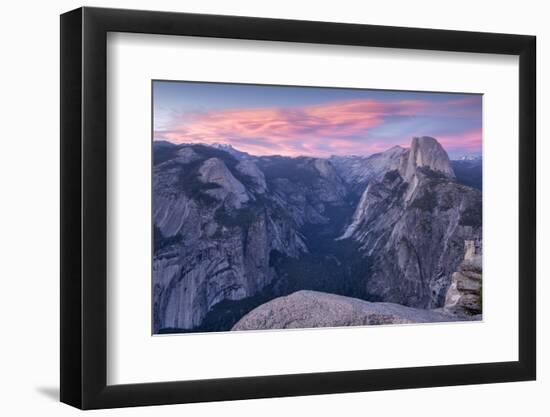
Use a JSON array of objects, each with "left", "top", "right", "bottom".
[
  {"left": 444, "top": 242, "right": 482, "bottom": 316},
  {"left": 198, "top": 157, "right": 249, "bottom": 208},
  {"left": 232, "top": 290, "right": 463, "bottom": 331},
  {"left": 236, "top": 159, "right": 267, "bottom": 194},
  {"left": 330, "top": 145, "right": 407, "bottom": 186},
  {"left": 402, "top": 136, "right": 455, "bottom": 182}
]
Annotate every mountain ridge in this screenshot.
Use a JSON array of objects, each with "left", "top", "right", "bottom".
[{"left": 152, "top": 136, "right": 482, "bottom": 332}]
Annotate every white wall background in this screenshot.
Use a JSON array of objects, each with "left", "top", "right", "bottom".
[{"left": 0, "top": 0, "right": 546, "bottom": 415}]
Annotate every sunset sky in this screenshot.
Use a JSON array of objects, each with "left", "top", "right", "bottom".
[{"left": 153, "top": 81, "right": 482, "bottom": 159}]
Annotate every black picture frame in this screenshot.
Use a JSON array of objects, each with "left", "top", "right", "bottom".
[{"left": 60, "top": 6, "right": 536, "bottom": 410}]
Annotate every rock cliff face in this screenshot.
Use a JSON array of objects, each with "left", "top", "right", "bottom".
[
  {"left": 153, "top": 144, "right": 349, "bottom": 332},
  {"left": 153, "top": 145, "right": 307, "bottom": 332},
  {"left": 232, "top": 290, "right": 464, "bottom": 331},
  {"left": 198, "top": 157, "right": 250, "bottom": 208},
  {"left": 330, "top": 145, "right": 407, "bottom": 189},
  {"left": 402, "top": 136, "right": 455, "bottom": 181},
  {"left": 337, "top": 137, "right": 482, "bottom": 309},
  {"left": 153, "top": 136, "right": 482, "bottom": 333},
  {"left": 444, "top": 241, "right": 482, "bottom": 316}
]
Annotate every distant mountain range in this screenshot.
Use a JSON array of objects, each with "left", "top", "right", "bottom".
[
  {"left": 456, "top": 155, "right": 482, "bottom": 161},
  {"left": 152, "top": 137, "right": 482, "bottom": 333},
  {"left": 450, "top": 158, "right": 482, "bottom": 190}
]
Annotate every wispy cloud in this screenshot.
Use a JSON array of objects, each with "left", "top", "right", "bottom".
[
  {"left": 155, "top": 96, "right": 481, "bottom": 157},
  {"left": 437, "top": 128, "right": 483, "bottom": 154}
]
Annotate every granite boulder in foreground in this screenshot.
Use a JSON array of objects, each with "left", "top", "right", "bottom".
[{"left": 232, "top": 290, "right": 474, "bottom": 331}]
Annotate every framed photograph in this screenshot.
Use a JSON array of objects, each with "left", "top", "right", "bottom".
[{"left": 60, "top": 6, "right": 536, "bottom": 409}]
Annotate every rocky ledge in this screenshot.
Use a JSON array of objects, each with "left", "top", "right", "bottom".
[
  {"left": 444, "top": 253, "right": 482, "bottom": 316},
  {"left": 231, "top": 290, "right": 477, "bottom": 331}
]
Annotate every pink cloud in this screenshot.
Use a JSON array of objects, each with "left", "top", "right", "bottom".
[
  {"left": 155, "top": 99, "right": 431, "bottom": 157},
  {"left": 436, "top": 128, "right": 482, "bottom": 153},
  {"left": 155, "top": 97, "right": 480, "bottom": 157}
]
